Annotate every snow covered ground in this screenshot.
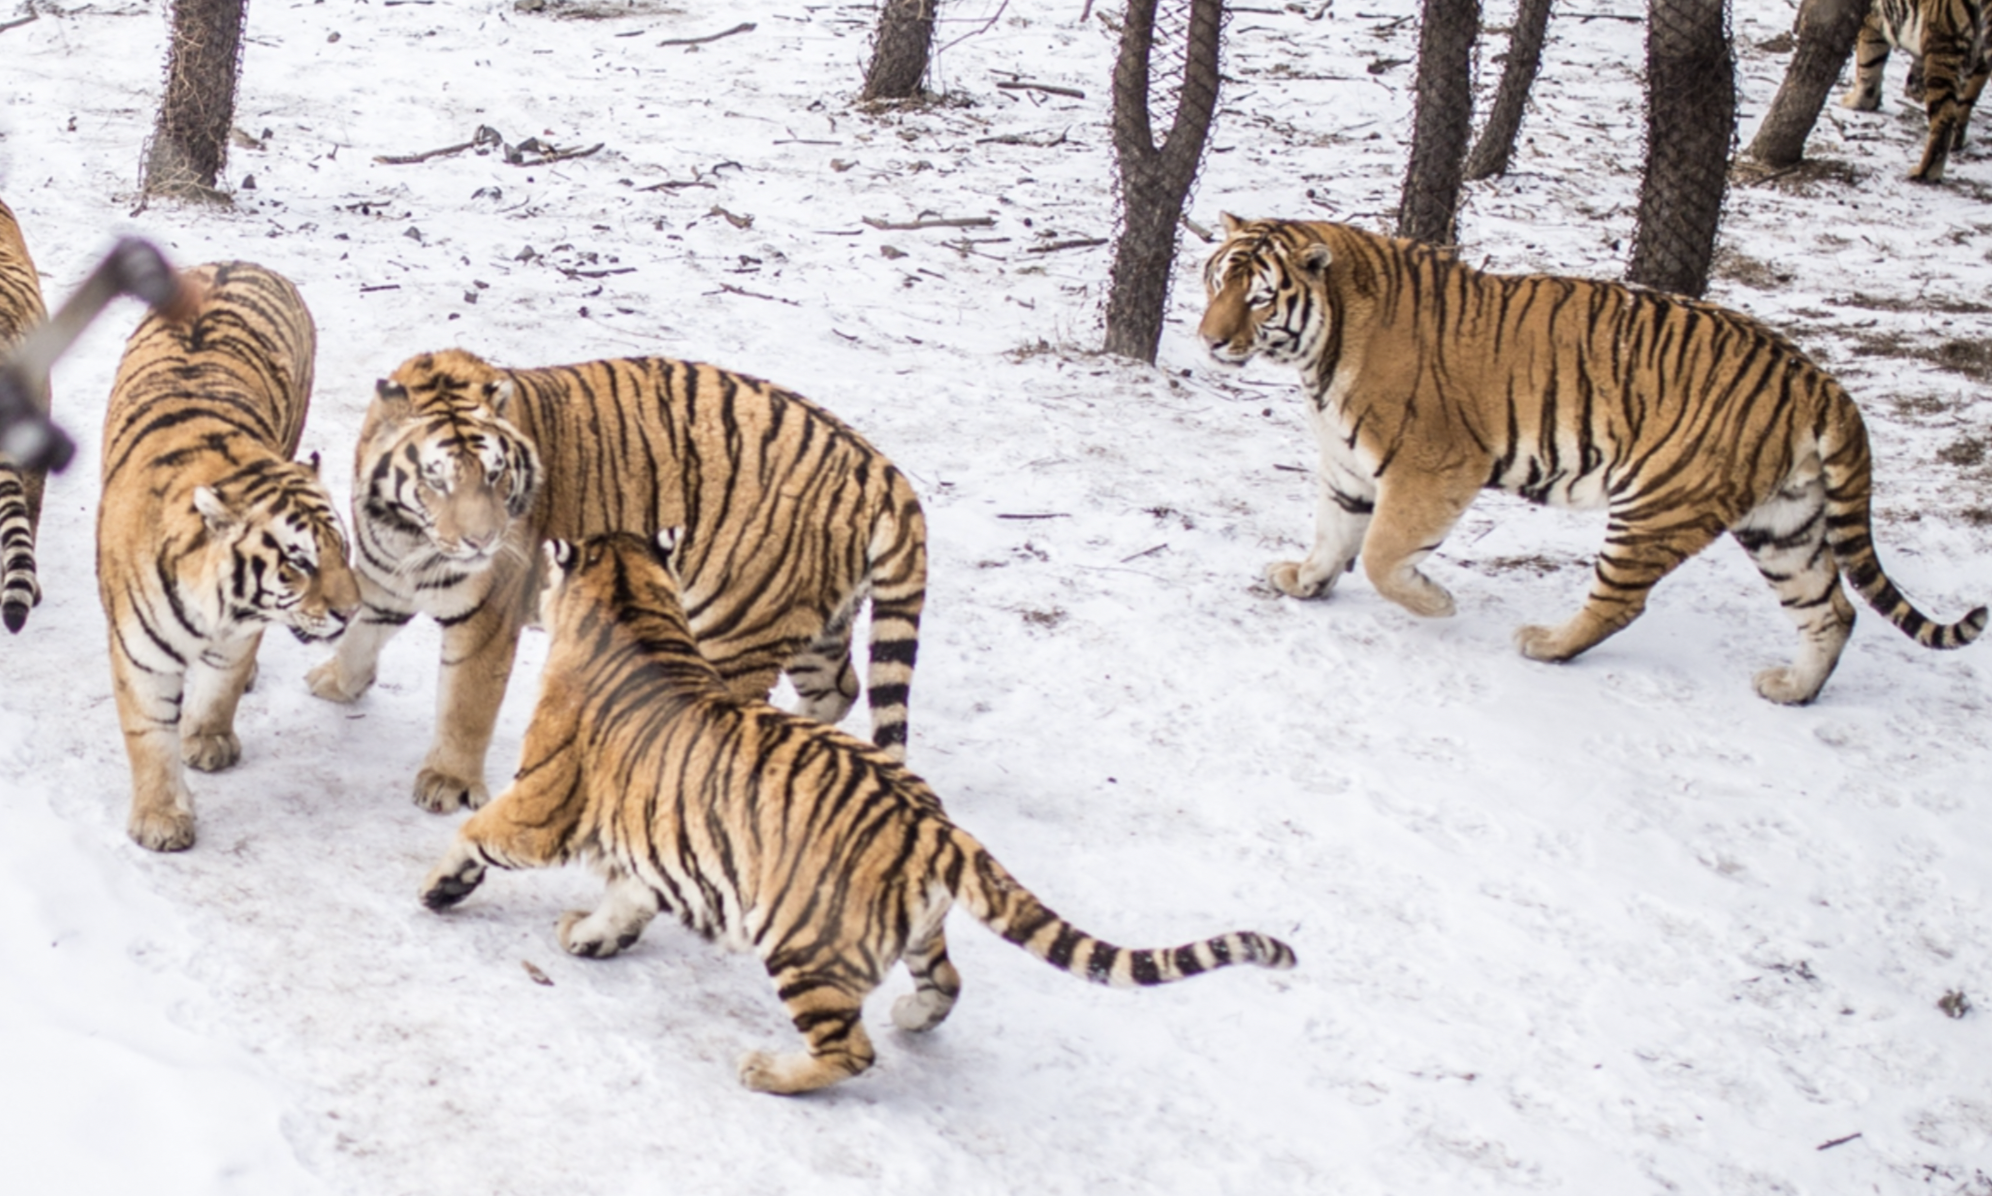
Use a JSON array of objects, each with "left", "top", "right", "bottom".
[{"left": 3, "top": 1, "right": 1991, "bottom": 1192}]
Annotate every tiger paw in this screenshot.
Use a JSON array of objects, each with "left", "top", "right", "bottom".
[
  {"left": 128, "top": 806, "right": 196, "bottom": 853},
  {"left": 890, "top": 989, "right": 955, "bottom": 1033},
  {"left": 419, "top": 856, "right": 485, "bottom": 910},
  {"left": 737, "top": 1049, "right": 853, "bottom": 1095},
  {"left": 182, "top": 730, "right": 242, "bottom": 773},
  {"left": 1265, "top": 560, "right": 1328, "bottom": 599},
  {"left": 1751, "top": 665, "right": 1823, "bottom": 706},
  {"left": 413, "top": 768, "right": 488, "bottom": 814},
  {"left": 558, "top": 909, "right": 642, "bottom": 959},
  {"left": 306, "top": 657, "right": 372, "bottom": 703},
  {"left": 1839, "top": 86, "right": 1880, "bottom": 112},
  {"left": 1513, "top": 624, "right": 1578, "bottom": 662}
]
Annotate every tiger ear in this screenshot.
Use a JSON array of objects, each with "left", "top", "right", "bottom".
[
  {"left": 193, "top": 486, "right": 240, "bottom": 534},
  {"left": 1219, "top": 212, "right": 1245, "bottom": 236},
  {"left": 303, "top": 450, "right": 322, "bottom": 476},
  {"left": 653, "top": 527, "right": 684, "bottom": 572},
  {"left": 483, "top": 378, "right": 517, "bottom": 417},
  {"left": 544, "top": 539, "right": 577, "bottom": 575},
  {"left": 372, "top": 379, "right": 411, "bottom": 414},
  {"left": 1297, "top": 243, "right": 1334, "bottom": 277}
]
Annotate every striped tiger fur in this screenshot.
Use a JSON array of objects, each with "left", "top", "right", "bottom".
[
  {"left": 420, "top": 530, "right": 1294, "bottom": 1094},
  {"left": 0, "top": 198, "right": 51, "bottom": 634},
  {"left": 1840, "top": 0, "right": 1989, "bottom": 182},
  {"left": 99, "top": 262, "right": 360, "bottom": 851},
  {"left": 309, "top": 348, "right": 927, "bottom": 813},
  {"left": 1200, "top": 216, "right": 1986, "bottom": 704}
]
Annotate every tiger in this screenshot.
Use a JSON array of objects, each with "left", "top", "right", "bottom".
[
  {"left": 0, "top": 198, "right": 51, "bottom": 634},
  {"left": 1839, "top": 0, "right": 1989, "bottom": 182},
  {"left": 98, "top": 262, "right": 361, "bottom": 852},
  {"left": 419, "top": 529, "right": 1295, "bottom": 1095},
  {"left": 308, "top": 348, "right": 927, "bottom": 813},
  {"left": 1199, "top": 216, "right": 1986, "bottom": 704}
]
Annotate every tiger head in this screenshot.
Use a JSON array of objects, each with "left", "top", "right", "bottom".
[
  {"left": 360, "top": 349, "right": 542, "bottom": 571},
  {"left": 192, "top": 456, "right": 361, "bottom": 643},
  {"left": 1198, "top": 214, "right": 1336, "bottom": 368}
]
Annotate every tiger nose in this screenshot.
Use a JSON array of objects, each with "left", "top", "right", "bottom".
[{"left": 462, "top": 531, "right": 497, "bottom": 552}]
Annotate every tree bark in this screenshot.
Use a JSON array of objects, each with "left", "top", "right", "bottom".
[
  {"left": 1462, "top": 0, "right": 1554, "bottom": 180},
  {"left": 1103, "top": 0, "right": 1224, "bottom": 363},
  {"left": 1396, "top": 0, "right": 1481, "bottom": 244},
  {"left": 861, "top": 0, "right": 938, "bottom": 101},
  {"left": 142, "top": 0, "right": 247, "bottom": 201},
  {"left": 1744, "top": 0, "right": 1866, "bottom": 167},
  {"left": 1627, "top": 0, "right": 1734, "bottom": 297}
]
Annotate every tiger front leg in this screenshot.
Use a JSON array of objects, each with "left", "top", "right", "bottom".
[
  {"left": 416, "top": 611, "right": 523, "bottom": 813},
  {"left": 109, "top": 644, "right": 196, "bottom": 852},
  {"left": 1357, "top": 476, "right": 1478, "bottom": 618},
  {"left": 1268, "top": 454, "right": 1375, "bottom": 599},
  {"left": 558, "top": 872, "right": 662, "bottom": 959},
  {"left": 181, "top": 630, "right": 263, "bottom": 772},
  {"left": 739, "top": 965, "right": 878, "bottom": 1095},
  {"left": 306, "top": 576, "right": 412, "bottom": 702},
  {"left": 1516, "top": 513, "right": 1720, "bottom": 662}
]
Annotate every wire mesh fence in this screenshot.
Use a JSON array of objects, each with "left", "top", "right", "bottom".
[{"left": 1627, "top": 0, "right": 1735, "bottom": 296}]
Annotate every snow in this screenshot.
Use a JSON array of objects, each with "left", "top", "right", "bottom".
[{"left": 3, "top": 0, "right": 1991, "bottom": 1192}]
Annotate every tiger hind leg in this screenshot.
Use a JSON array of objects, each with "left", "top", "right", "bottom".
[
  {"left": 739, "top": 966, "right": 878, "bottom": 1094},
  {"left": 181, "top": 631, "right": 263, "bottom": 772},
  {"left": 1840, "top": 11, "right": 1892, "bottom": 111},
  {"left": 1516, "top": 510, "right": 1723, "bottom": 662},
  {"left": 891, "top": 917, "right": 962, "bottom": 1032},
  {"left": 558, "top": 872, "right": 662, "bottom": 959},
  {"left": 1733, "top": 480, "right": 1856, "bottom": 705},
  {"left": 784, "top": 608, "right": 860, "bottom": 727}
]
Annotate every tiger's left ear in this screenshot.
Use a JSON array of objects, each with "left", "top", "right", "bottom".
[
  {"left": 653, "top": 527, "right": 684, "bottom": 573},
  {"left": 1297, "top": 243, "right": 1334, "bottom": 277},
  {"left": 544, "top": 539, "right": 577, "bottom": 575},
  {"left": 192, "top": 486, "right": 240, "bottom": 534},
  {"left": 303, "top": 450, "right": 322, "bottom": 476},
  {"left": 1219, "top": 212, "right": 1245, "bottom": 236},
  {"left": 483, "top": 379, "right": 517, "bottom": 417}
]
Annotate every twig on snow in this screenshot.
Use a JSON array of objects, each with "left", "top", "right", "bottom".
[
  {"left": 1815, "top": 1132, "right": 1862, "bottom": 1151},
  {"left": 658, "top": 21, "right": 755, "bottom": 48},
  {"left": 0, "top": 10, "right": 38, "bottom": 33},
  {"left": 996, "top": 79, "right": 1086, "bottom": 100},
  {"left": 709, "top": 282, "right": 799, "bottom": 306},
  {"left": 1025, "top": 237, "right": 1106, "bottom": 254},
  {"left": 374, "top": 125, "right": 501, "bottom": 165},
  {"left": 863, "top": 215, "right": 995, "bottom": 230},
  {"left": 997, "top": 512, "right": 1070, "bottom": 520}
]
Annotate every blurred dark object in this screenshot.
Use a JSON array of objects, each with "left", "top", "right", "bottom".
[{"left": 0, "top": 237, "right": 196, "bottom": 473}]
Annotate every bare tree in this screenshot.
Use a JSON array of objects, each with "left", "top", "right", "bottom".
[
  {"left": 1103, "top": 0, "right": 1224, "bottom": 363},
  {"left": 1396, "top": 0, "right": 1481, "bottom": 244},
  {"left": 1745, "top": 0, "right": 1866, "bottom": 167},
  {"left": 862, "top": 0, "right": 937, "bottom": 100},
  {"left": 1462, "top": 0, "right": 1555, "bottom": 180},
  {"left": 1627, "top": 0, "right": 1734, "bottom": 297},
  {"left": 142, "top": 0, "right": 247, "bottom": 201}
]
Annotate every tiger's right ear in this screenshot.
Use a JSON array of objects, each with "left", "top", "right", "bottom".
[
  {"left": 1297, "top": 243, "right": 1334, "bottom": 277},
  {"left": 1219, "top": 212, "right": 1245, "bottom": 236},
  {"left": 483, "top": 379, "right": 517, "bottom": 418},
  {"left": 372, "top": 379, "right": 411, "bottom": 414},
  {"left": 193, "top": 486, "right": 240, "bottom": 534},
  {"left": 653, "top": 527, "right": 684, "bottom": 573},
  {"left": 544, "top": 539, "right": 577, "bottom": 575}
]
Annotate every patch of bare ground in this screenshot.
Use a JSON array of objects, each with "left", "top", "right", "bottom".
[
  {"left": 1471, "top": 554, "right": 1581, "bottom": 576},
  {"left": 1712, "top": 247, "right": 1794, "bottom": 289},
  {"left": 1730, "top": 156, "right": 1865, "bottom": 195},
  {"left": 1847, "top": 330, "right": 1992, "bottom": 383}
]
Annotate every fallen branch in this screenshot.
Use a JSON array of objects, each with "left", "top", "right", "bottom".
[
  {"left": 710, "top": 282, "right": 798, "bottom": 306},
  {"left": 1571, "top": 10, "right": 1642, "bottom": 20},
  {"left": 658, "top": 21, "right": 755, "bottom": 48},
  {"left": 0, "top": 11, "right": 38, "bottom": 33},
  {"left": 374, "top": 125, "right": 502, "bottom": 166},
  {"left": 708, "top": 206, "right": 754, "bottom": 229},
  {"left": 1025, "top": 237, "right": 1106, "bottom": 254},
  {"left": 360, "top": 283, "right": 402, "bottom": 294},
  {"left": 975, "top": 129, "right": 1070, "bottom": 147},
  {"left": 996, "top": 79, "right": 1086, "bottom": 100},
  {"left": 1120, "top": 543, "right": 1168, "bottom": 563},
  {"left": 862, "top": 215, "right": 995, "bottom": 230},
  {"left": 997, "top": 512, "right": 1069, "bottom": 520},
  {"left": 1180, "top": 214, "right": 1214, "bottom": 243},
  {"left": 1815, "top": 1132, "right": 1862, "bottom": 1152},
  {"left": 638, "top": 177, "right": 715, "bottom": 192},
  {"left": 506, "top": 138, "right": 603, "bottom": 167},
  {"left": 558, "top": 266, "right": 637, "bottom": 280}
]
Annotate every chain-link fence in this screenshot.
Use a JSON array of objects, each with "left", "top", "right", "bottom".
[
  {"left": 1463, "top": 0, "right": 1554, "bottom": 181},
  {"left": 142, "top": 0, "right": 246, "bottom": 200},
  {"left": 1627, "top": 0, "right": 1734, "bottom": 297},
  {"left": 1104, "top": 0, "right": 1226, "bottom": 362},
  {"left": 862, "top": 0, "right": 938, "bottom": 101},
  {"left": 1396, "top": 0, "right": 1479, "bottom": 245}
]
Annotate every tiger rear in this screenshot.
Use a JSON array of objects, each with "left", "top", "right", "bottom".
[
  {"left": 311, "top": 348, "right": 927, "bottom": 814},
  {"left": 419, "top": 531, "right": 1292, "bottom": 1095},
  {"left": 1200, "top": 216, "right": 1985, "bottom": 704},
  {"left": 1840, "top": 0, "right": 1990, "bottom": 182},
  {"left": 0, "top": 198, "right": 51, "bottom": 633},
  {"left": 99, "top": 262, "right": 360, "bottom": 851}
]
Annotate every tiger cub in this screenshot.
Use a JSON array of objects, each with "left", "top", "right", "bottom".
[
  {"left": 99, "top": 262, "right": 360, "bottom": 851},
  {"left": 309, "top": 349, "right": 927, "bottom": 813},
  {"left": 1200, "top": 216, "right": 1985, "bottom": 703},
  {"left": 0, "top": 198, "right": 51, "bottom": 633},
  {"left": 420, "top": 530, "right": 1294, "bottom": 1094},
  {"left": 1840, "top": 0, "right": 1989, "bottom": 182}
]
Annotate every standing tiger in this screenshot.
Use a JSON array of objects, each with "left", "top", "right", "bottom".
[
  {"left": 99, "top": 262, "right": 360, "bottom": 852},
  {"left": 0, "top": 198, "right": 51, "bottom": 633},
  {"left": 1840, "top": 0, "right": 1989, "bottom": 182},
  {"left": 420, "top": 530, "right": 1294, "bottom": 1095},
  {"left": 308, "top": 348, "right": 927, "bottom": 813},
  {"left": 1200, "top": 216, "right": 1986, "bottom": 703}
]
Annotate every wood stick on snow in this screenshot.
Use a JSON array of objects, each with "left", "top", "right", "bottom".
[{"left": 658, "top": 22, "right": 755, "bottom": 48}]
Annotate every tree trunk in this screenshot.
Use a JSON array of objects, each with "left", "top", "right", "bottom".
[
  {"left": 1396, "top": 0, "right": 1481, "bottom": 244},
  {"left": 1744, "top": 0, "right": 1866, "bottom": 167},
  {"left": 1462, "top": 0, "right": 1554, "bottom": 180},
  {"left": 142, "top": 0, "right": 247, "bottom": 201},
  {"left": 1627, "top": 0, "right": 1734, "bottom": 297},
  {"left": 1103, "top": 0, "right": 1224, "bottom": 363},
  {"left": 861, "top": 0, "right": 937, "bottom": 101}
]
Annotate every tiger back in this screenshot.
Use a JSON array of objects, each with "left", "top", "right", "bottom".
[
  {"left": 0, "top": 197, "right": 51, "bottom": 633},
  {"left": 1840, "top": 0, "right": 1990, "bottom": 181},
  {"left": 311, "top": 348, "right": 927, "bottom": 814},
  {"left": 1199, "top": 216, "right": 1984, "bottom": 704},
  {"left": 419, "top": 530, "right": 1293, "bottom": 1095},
  {"left": 99, "top": 261, "right": 360, "bottom": 851}
]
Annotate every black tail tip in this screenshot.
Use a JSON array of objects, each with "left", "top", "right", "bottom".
[{"left": 2, "top": 601, "right": 26, "bottom": 634}]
